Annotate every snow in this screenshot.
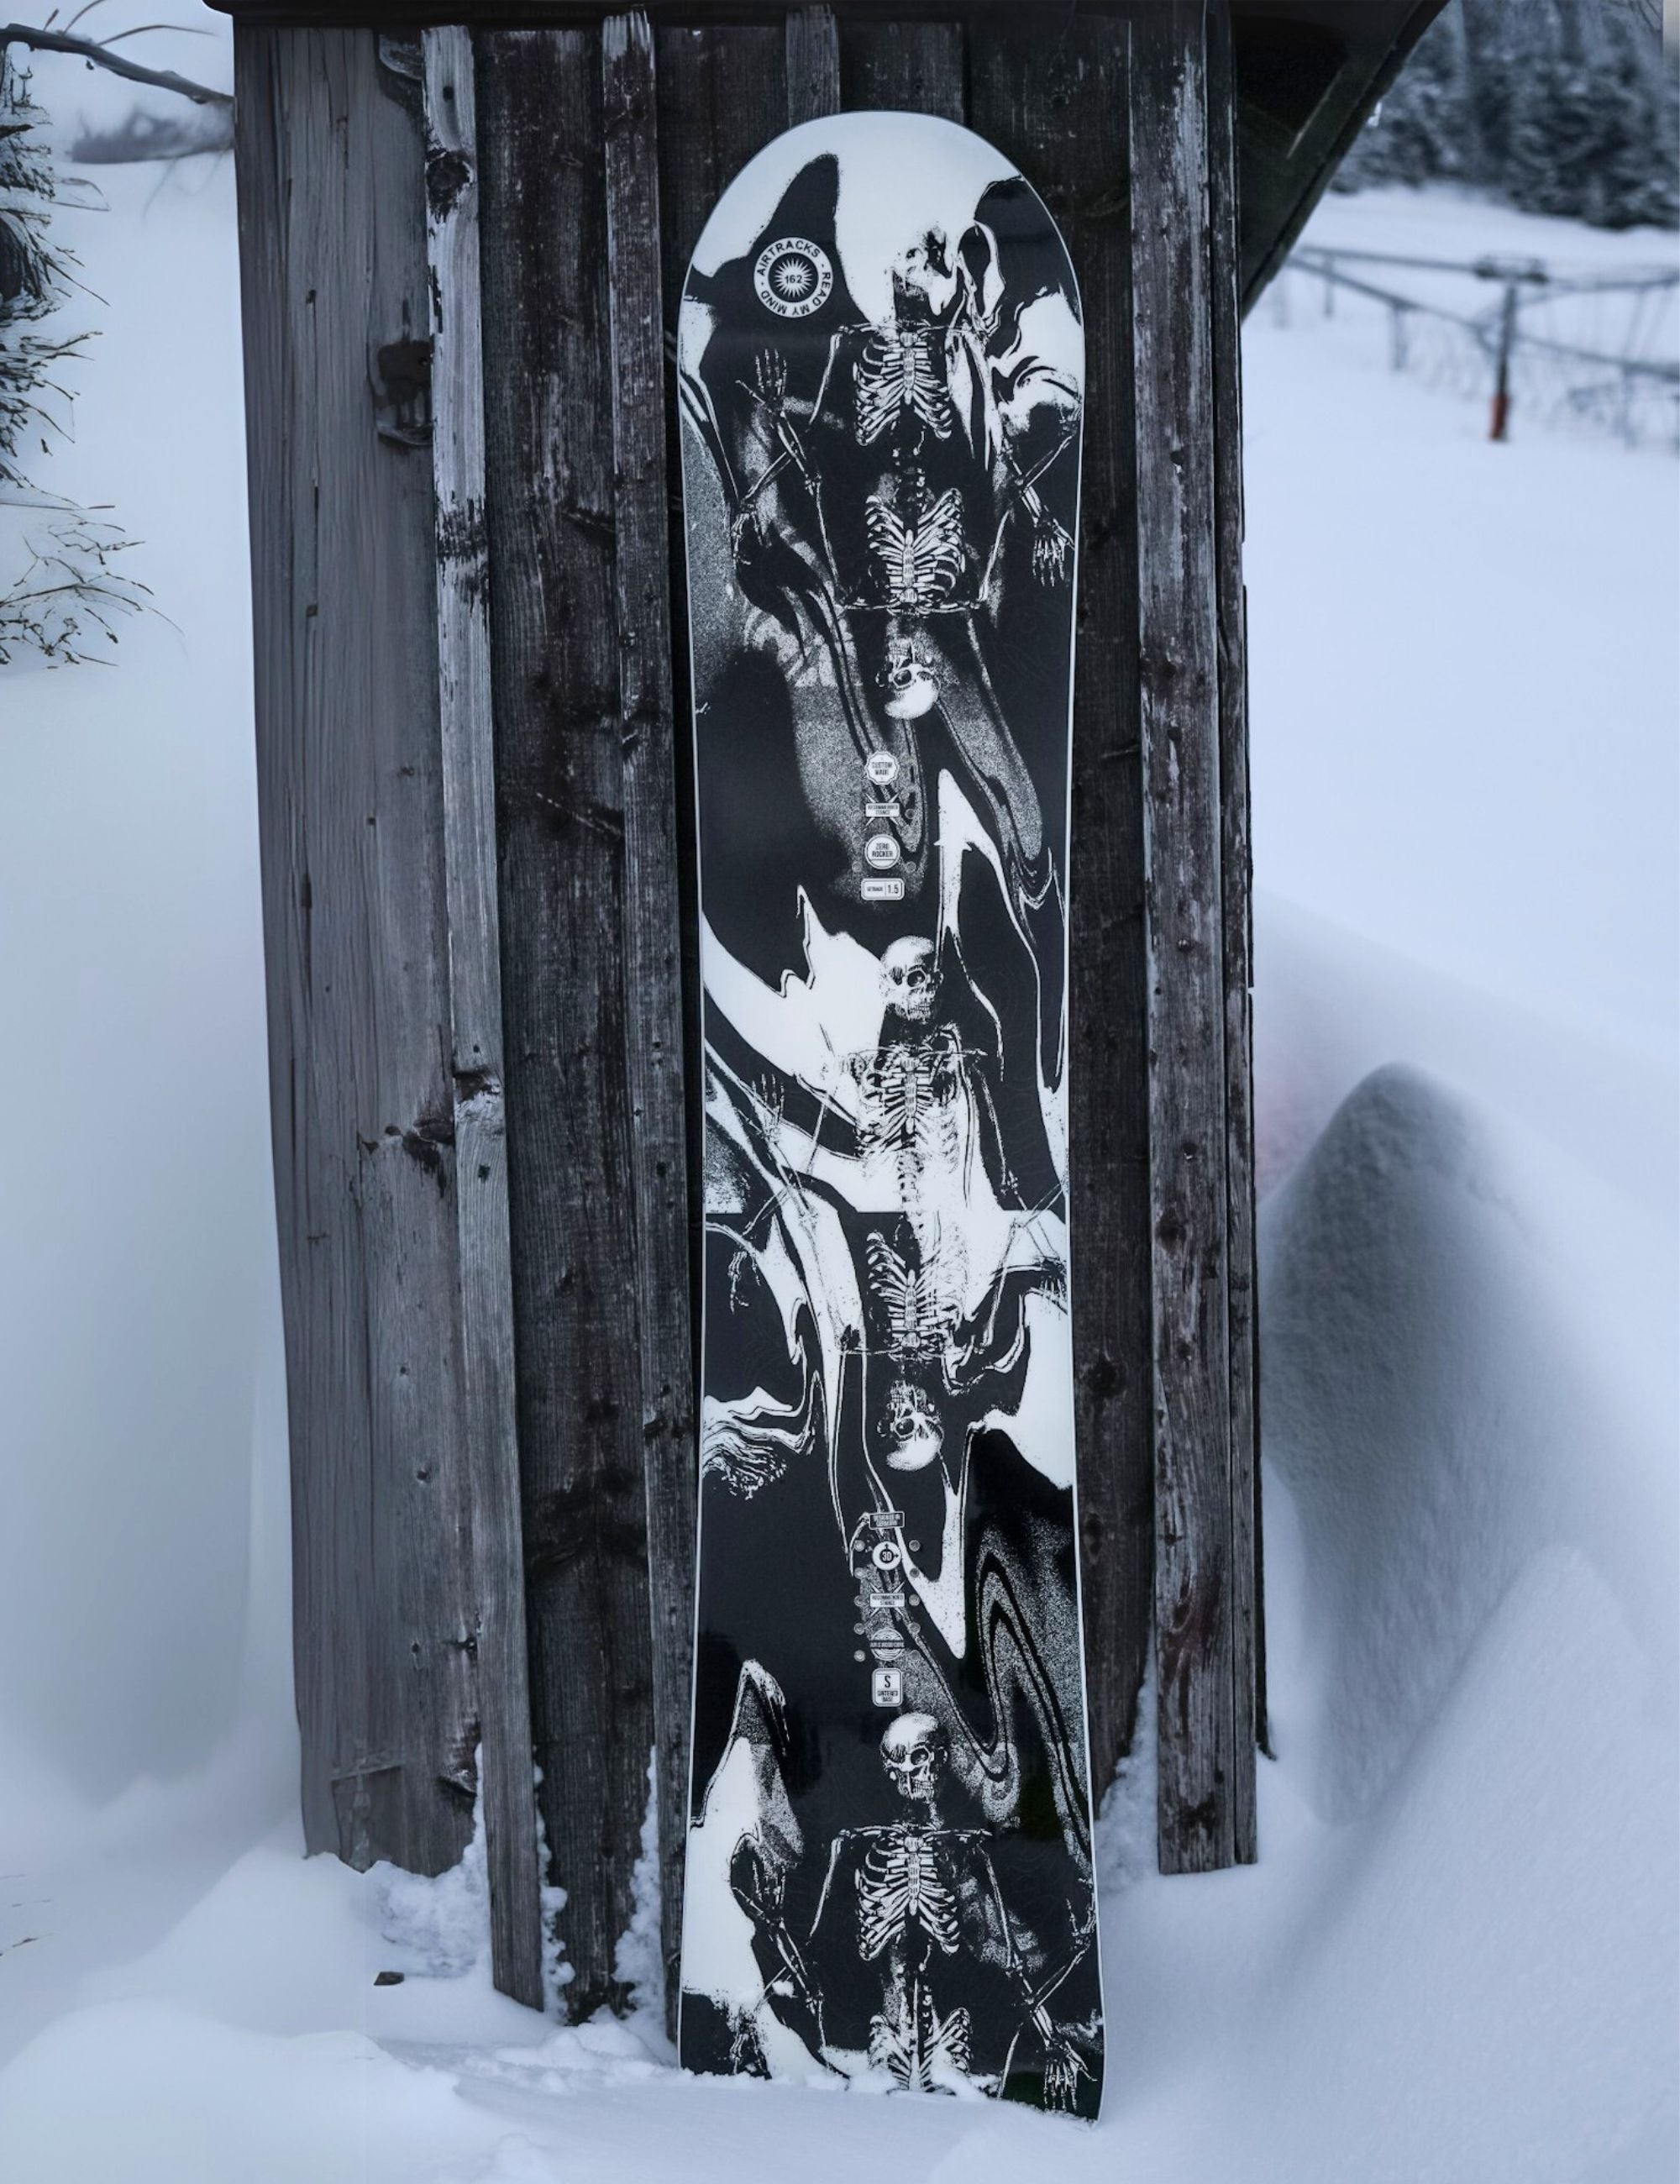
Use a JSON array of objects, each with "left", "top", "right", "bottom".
[
  {"left": 612, "top": 1756, "right": 673, "bottom": 2047},
  {"left": 1248, "top": 188, "right": 1679, "bottom": 1066},
  {"left": 0, "top": 31, "right": 1673, "bottom": 2174},
  {"left": 1300, "top": 182, "right": 1680, "bottom": 313}
]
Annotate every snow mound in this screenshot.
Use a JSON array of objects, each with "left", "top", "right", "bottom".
[
  {"left": 0, "top": 2004, "right": 492, "bottom": 2184},
  {"left": 1264, "top": 1063, "right": 1589, "bottom": 1815},
  {"left": 1235, "top": 1063, "right": 1677, "bottom": 2181},
  {"left": 2, "top": 1067, "right": 1671, "bottom": 2184},
  {"left": 1199, "top": 1542, "right": 1677, "bottom": 2184}
]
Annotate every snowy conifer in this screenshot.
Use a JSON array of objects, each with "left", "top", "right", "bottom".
[
  {"left": 0, "top": 48, "right": 145, "bottom": 669},
  {"left": 1334, "top": 0, "right": 1678, "bottom": 231}
]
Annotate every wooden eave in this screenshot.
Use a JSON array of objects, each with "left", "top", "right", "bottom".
[{"left": 206, "top": 0, "right": 1448, "bottom": 313}]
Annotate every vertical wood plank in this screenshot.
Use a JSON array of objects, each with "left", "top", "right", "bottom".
[
  {"left": 785, "top": 5, "right": 839, "bottom": 127},
  {"left": 422, "top": 22, "right": 546, "bottom": 2009},
  {"left": 968, "top": 13, "right": 1153, "bottom": 1803},
  {"left": 476, "top": 23, "right": 655, "bottom": 2019},
  {"left": 601, "top": 8, "right": 696, "bottom": 2036},
  {"left": 1129, "top": 0, "right": 1241, "bottom": 1875},
  {"left": 837, "top": 16, "right": 965, "bottom": 120},
  {"left": 1205, "top": 0, "right": 1261, "bottom": 1856},
  {"left": 656, "top": 24, "right": 788, "bottom": 402},
  {"left": 233, "top": 23, "right": 480, "bottom": 1885}
]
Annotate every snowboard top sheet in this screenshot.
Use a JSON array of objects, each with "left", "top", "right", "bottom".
[{"left": 675, "top": 111, "right": 1102, "bottom": 2119}]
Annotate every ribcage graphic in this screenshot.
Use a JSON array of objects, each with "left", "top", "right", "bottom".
[
  {"left": 855, "top": 325, "right": 958, "bottom": 444},
  {"left": 856, "top": 1830, "right": 962, "bottom": 1960},
  {"left": 865, "top": 489, "right": 965, "bottom": 613}
]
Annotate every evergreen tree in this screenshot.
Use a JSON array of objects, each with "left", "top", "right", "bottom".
[
  {"left": 1460, "top": 0, "right": 1516, "bottom": 180},
  {"left": 1596, "top": 9, "right": 1680, "bottom": 227},
  {"left": 1336, "top": 6, "right": 1473, "bottom": 189},
  {"left": 0, "top": 52, "right": 146, "bottom": 667},
  {"left": 1332, "top": 0, "right": 1678, "bottom": 231},
  {"left": 1508, "top": 2, "right": 1594, "bottom": 218}
]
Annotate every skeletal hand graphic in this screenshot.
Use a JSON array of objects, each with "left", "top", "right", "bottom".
[
  {"left": 753, "top": 348, "right": 788, "bottom": 413},
  {"left": 1035, "top": 2007, "right": 1092, "bottom": 2112},
  {"left": 1031, "top": 511, "right": 1073, "bottom": 585}
]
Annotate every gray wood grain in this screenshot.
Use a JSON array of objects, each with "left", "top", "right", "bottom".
[
  {"left": 837, "top": 15, "right": 964, "bottom": 120},
  {"left": 968, "top": 12, "right": 1154, "bottom": 1806},
  {"left": 601, "top": 8, "right": 697, "bottom": 2040},
  {"left": 475, "top": 22, "right": 656, "bottom": 2020},
  {"left": 655, "top": 22, "right": 785, "bottom": 291},
  {"left": 1129, "top": 0, "right": 1242, "bottom": 1875},
  {"left": 233, "top": 23, "right": 479, "bottom": 1882},
  {"left": 422, "top": 21, "right": 547, "bottom": 2008},
  {"left": 784, "top": 5, "right": 839, "bottom": 125},
  {"left": 1206, "top": 0, "right": 1261, "bottom": 1856}
]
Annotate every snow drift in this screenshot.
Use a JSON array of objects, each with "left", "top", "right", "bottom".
[
  {"left": 3, "top": 1050, "right": 1671, "bottom": 2184},
  {"left": 0, "top": 29, "right": 1672, "bottom": 2174}
]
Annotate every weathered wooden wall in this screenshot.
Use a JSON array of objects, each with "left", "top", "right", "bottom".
[
  {"left": 422, "top": 21, "right": 548, "bottom": 2007},
  {"left": 1129, "top": 0, "right": 1257, "bottom": 1872},
  {"left": 231, "top": 0, "right": 1261, "bottom": 2024},
  {"left": 475, "top": 24, "right": 665, "bottom": 2021},
  {"left": 1208, "top": 0, "right": 1264, "bottom": 1855},
  {"left": 235, "top": 24, "right": 486, "bottom": 1884},
  {"left": 234, "top": 19, "right": 549, "bottom": 2008}
]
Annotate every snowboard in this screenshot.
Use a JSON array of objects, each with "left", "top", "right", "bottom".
[{"left": 675, "top": 112, "right": 1102, "bottom": 2119}]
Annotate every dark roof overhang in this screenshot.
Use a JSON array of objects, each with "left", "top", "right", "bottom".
[
  {"left": 205, "top": 1, "right": 1450, "bottom": 313},
  {"left": 1229, "top": 0, "right": 1446, "bottom": 308}
]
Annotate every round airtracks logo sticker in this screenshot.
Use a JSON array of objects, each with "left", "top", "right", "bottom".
[{"left": 753, "top": 237, "right": 833, "bottom": 319}]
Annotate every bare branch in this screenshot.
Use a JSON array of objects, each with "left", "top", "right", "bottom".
[
  {"left": 70, "top": 98, "right": 229, "bottom": 161},
  {"left": 99, "top": 23, "right": 214, "bottom": 47},
  {"left": 61, "top": 3, "right": 115, "bottom": 37},
  {"left": 0, "top": 22, "right": 229, "bottom": 106}
]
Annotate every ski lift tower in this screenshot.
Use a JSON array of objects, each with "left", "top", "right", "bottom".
[{"left": 212, "top": 0, "right": 1444, "bottom": 2022}]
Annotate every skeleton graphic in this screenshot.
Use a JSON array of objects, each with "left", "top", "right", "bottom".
[
  {"left": 852, "top": 1034, "right": 965, "bottom": 1175},
  {"left": 865, "top": 486, "right": 966, "bottom": 614},
  {"left": 855, "top": 322, "right": 958, "bottom": 445},
  {"left": 858, "top": 1718, "right": 1097, "bottom": 2107},
  {"left": 864, "top": 1231, "right": 962, "bottom": 1366},
  {"left": 849, "top": 944, "right": 984, "bottom": 1230},
  {"left": 816, "top": 1715, "right": 978, "bottom": 2089},
  {"left": 702, "top": 1658, "right": 1095, "bottom": 2107},
  {"left": 801, "top": 1714, "right": 1002, "bottom": 2093},
  {"left": 862, "top": 1798, "right": 962, "bottom": 1957}
]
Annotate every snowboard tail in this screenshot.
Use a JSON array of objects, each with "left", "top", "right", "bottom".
[{"left": 676, "top": 112, "right": 1102, "bottom": 2119}]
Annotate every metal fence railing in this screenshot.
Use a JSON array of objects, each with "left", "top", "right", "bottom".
[{"left": 1272, "top": 243, "right": 1680, "bottom": 454}]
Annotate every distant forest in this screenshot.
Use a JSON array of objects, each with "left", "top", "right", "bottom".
[{"left": 1333, "top": 0, "right": 1679, "bottom": 230}]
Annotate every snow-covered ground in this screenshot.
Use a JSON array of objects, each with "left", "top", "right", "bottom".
[{"left": 0, "top": 28, "right": 1674, "bottom": 2175}]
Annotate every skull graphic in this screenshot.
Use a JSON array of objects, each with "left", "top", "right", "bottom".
[
  {"left": 879, "top": 1712, "right": 949, "bottom": 1805},
  {"left": 882, "top": 631, "right": 940, "bottom": 722},
  {"left": 890, "top": 228, "right": 957, "bottom": 319},
  {"left": 879, "top": 937, "right": 937, "bottom": 1026},
  {"left": 882, "top": 1381, "right": 943, "bottom": 1473}
]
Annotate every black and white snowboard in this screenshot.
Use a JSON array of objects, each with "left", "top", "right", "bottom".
[{"left": 676, "top": 113, "right": 1102, "bottom": 2119}]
